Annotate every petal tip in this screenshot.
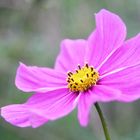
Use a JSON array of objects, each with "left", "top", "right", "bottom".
[{"left": 1, "top": 105, "right": 48, "bottom": 128}]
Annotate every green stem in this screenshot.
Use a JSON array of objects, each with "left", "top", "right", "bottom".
[{"left": 95, "top": 102, "right": 111, "bottom": 140}]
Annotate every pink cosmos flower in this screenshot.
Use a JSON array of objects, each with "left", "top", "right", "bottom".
[{"left": 1, "top": 9, "right": 140, "bottom": 128}]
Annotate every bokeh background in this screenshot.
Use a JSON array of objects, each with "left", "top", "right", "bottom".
[{"left": 0, "top": 0, "right": 140, "bottom": 140}]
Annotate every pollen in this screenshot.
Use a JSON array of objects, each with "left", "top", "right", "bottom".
[{"left": 67, "top": 63, "right": 99, "bottom": 92}]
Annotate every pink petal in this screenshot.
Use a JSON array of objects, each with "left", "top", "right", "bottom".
[
  {"left": 77, "top": 85, "right": 120, "bottom": 127},
  {"left": 55, "top": 39, "right": 86, "bottom": 72},
  {"left": 26, "top": 88, "right": 78, "bottom": 120},
  {"left": 78, "top": 92, "right": 95, "bottom": 126},
  {"left": 91, "top": 85, "right": 121, "bottom": 102},
  {"left": 15, "top": 63, "right": 67, "bottom": 93},
  {"left": 99, "top": 33, "right": 140, "bottom": 75},
  {"left": 1, "top": 104, "right": 48, "bottom": 128},
  {"left": 99, "top": 65, "right": 140, "bottom": 102},
  {"left": 85, "top": 9, "right": 126, "bottom": 68}
]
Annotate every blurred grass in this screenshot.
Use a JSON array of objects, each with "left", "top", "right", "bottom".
[{"left": 0, "top": 0, "right": 140, "bottom": 140}]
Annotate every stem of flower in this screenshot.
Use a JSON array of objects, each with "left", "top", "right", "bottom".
[{"left": 94, "top": 102, "right": 111, "bottom": 140}]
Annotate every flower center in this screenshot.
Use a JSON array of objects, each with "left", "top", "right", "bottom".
[{"left": 67, "top": 63, "right": 99, "bottom": 92}]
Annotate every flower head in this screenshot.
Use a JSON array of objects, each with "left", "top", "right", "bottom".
[{"left": 1, "top": 9, "right": 140, "bottom": 128}]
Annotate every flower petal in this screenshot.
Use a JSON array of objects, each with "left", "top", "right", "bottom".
[
  {"left": 26, "top": 88, "right": 78, "bottom": 120},
  {"left": 91, "top": 85, "right": 121, "bottom": 102},
  {"left": 1, "top": 88, "right": 78, "bottom": 128},
  {"left": 15, "top": 63, "right": 67, "bottom": 93},
  {"left": 78, "top": 85, "right": 121, "bottom": 126},
  {"left": 98, "top": 33, "right": 140, "bottom": 75},
  {"left": 86, "top": 9, "right": 126, "bottom": 68},
  {"left": 55, "top": 39, "right": 86, "bottom": 72},
  {"left": 1, "top": 104, "right": 48, "bottom": 128},
  {"left": 99, "top": 65, "right": 140, "bottom": 102},
  {"left": 78, "top": 92, "right": 95, "bottom": 126}
]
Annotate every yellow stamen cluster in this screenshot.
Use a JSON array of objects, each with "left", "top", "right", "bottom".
[{"left": 67, "top": 63, "right": 99, "bottom": 92}]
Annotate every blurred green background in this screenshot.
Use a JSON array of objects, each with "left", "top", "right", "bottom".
[{"left": 0, "top": 0, "right": 140, "bottom": 140}]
